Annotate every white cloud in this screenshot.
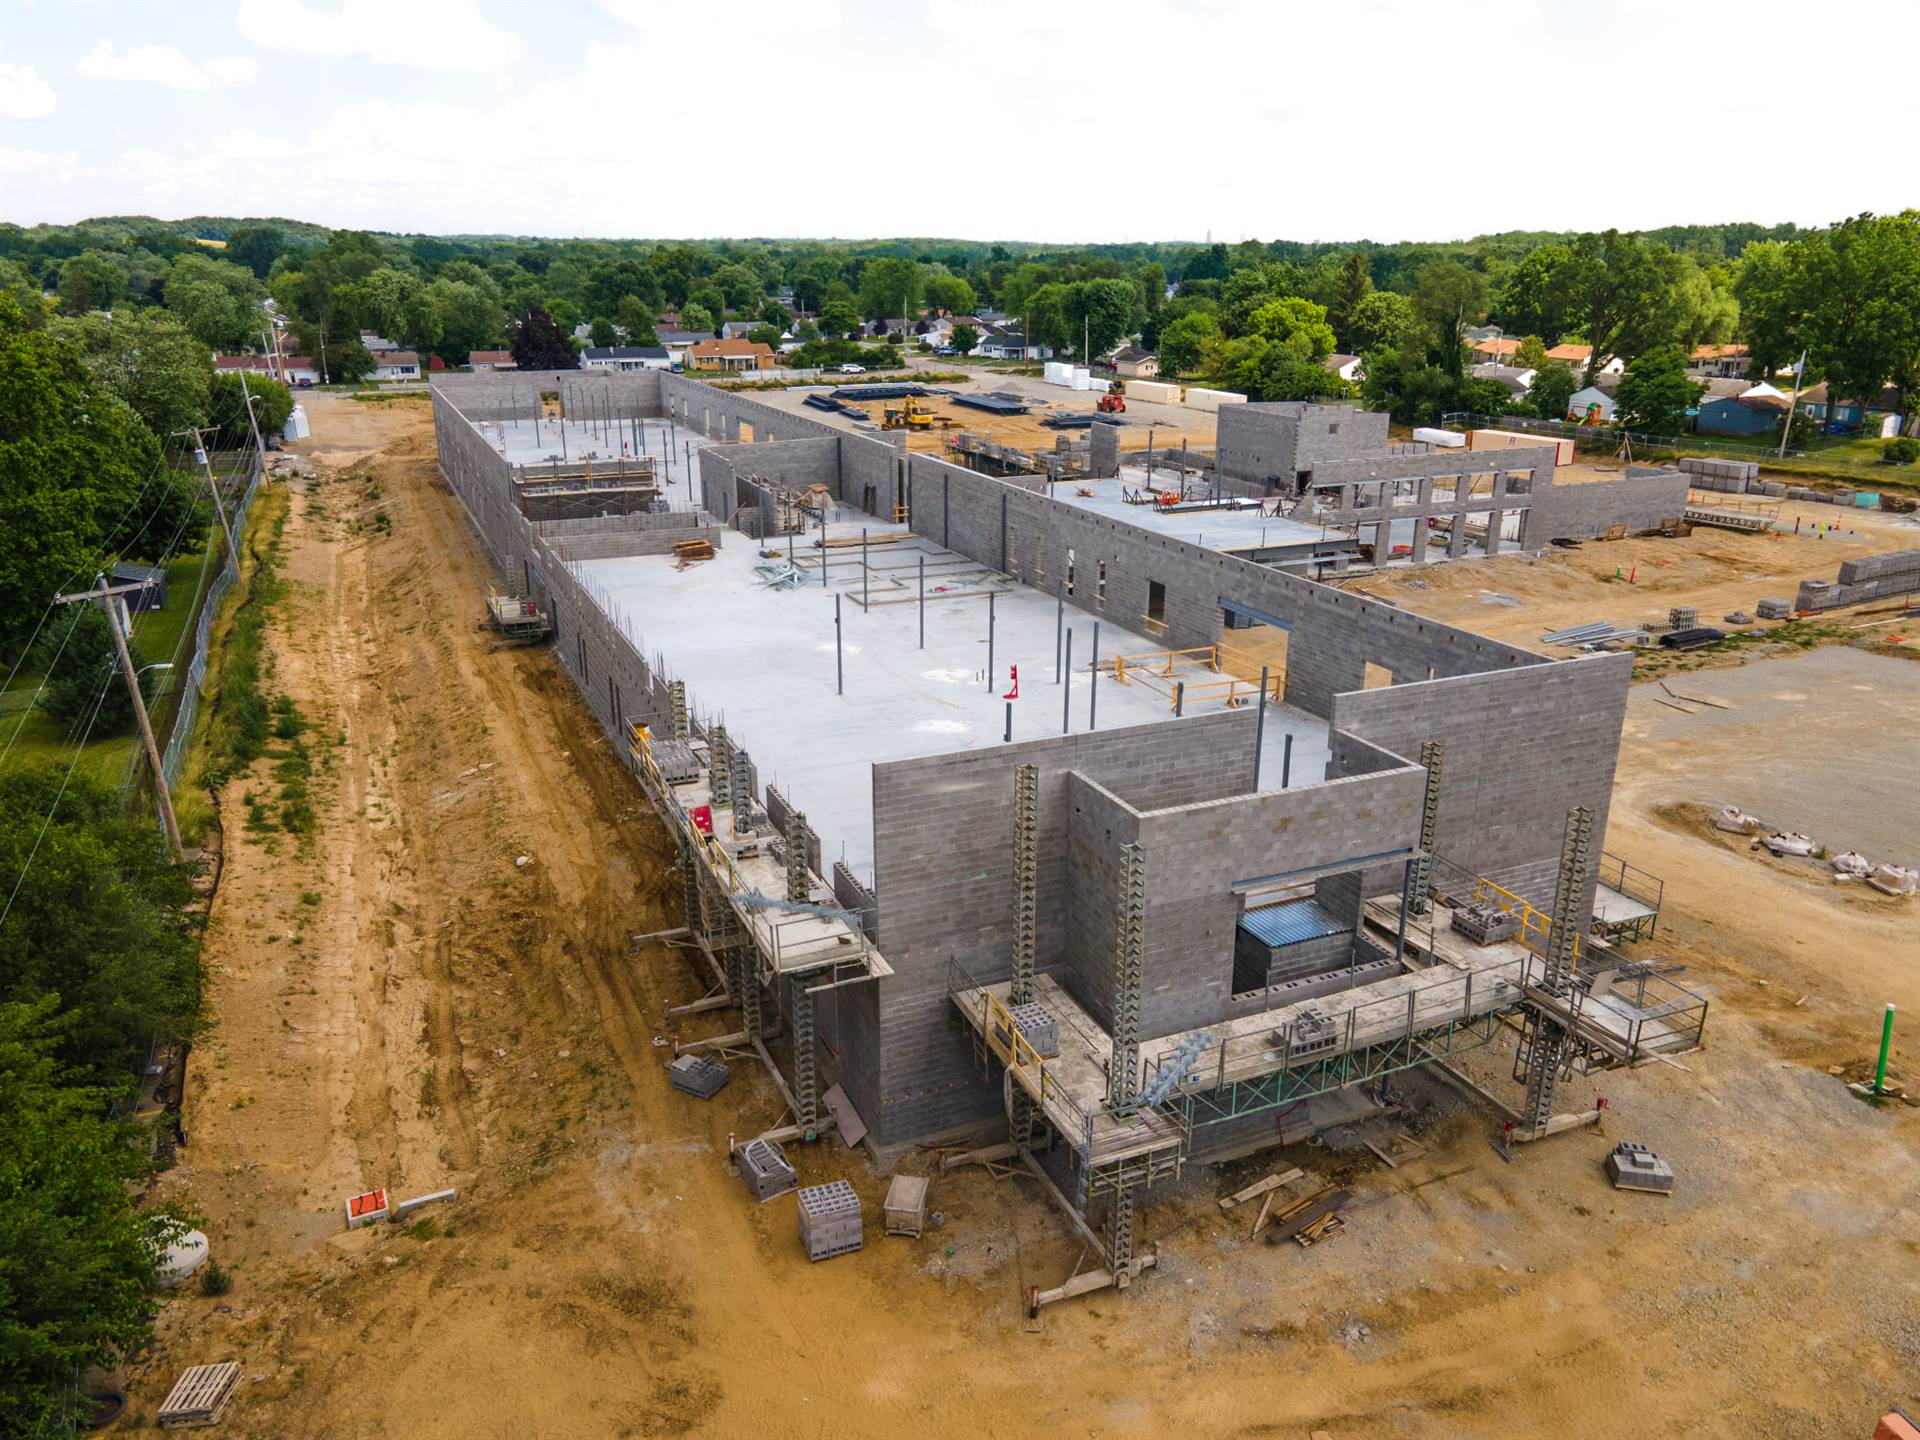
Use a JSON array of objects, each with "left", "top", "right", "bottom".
[
  {"left": 0, "top": 62, "right": 57, "bottom": 118},
  {"left": 76, "top": 42, "right": 258, "bottom": 90},
  {"left": 234, "top": 0, "right": 526, "bottom": 74}
]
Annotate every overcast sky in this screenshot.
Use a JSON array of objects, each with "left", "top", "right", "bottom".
[{"left": 2, "top": 0, "right": 1914, "bottom": 244}]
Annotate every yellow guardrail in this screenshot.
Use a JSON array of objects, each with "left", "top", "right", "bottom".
[{"left": 1473, "top": 876, "right": 1580, "bottom": 967}]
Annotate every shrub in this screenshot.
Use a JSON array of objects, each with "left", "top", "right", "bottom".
[{"left": 1884, "top": 436, "right": 1919, "bottom": 465}]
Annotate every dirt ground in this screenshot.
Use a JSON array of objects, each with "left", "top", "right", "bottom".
[
  {"left": 743, "top": 367, "right": 1220, "bottom": 458},
  {"left": 1350, "top": 494, "right": 1920, "bottom": 660},
  {"left": 127, "top": 390, "right": 1919, "bottom": 1439}
]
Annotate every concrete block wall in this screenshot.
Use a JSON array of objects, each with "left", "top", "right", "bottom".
[
  {"left": 432, "top": 367, "right": 663, "bottom": 423},
  {"left": 697, "top": 436, "right": 841, "bottom": 523},
  {"left": 865, "top": 710, "right": 1256, "bottom": 1143},
  {"left": 1521, "top": 466, "right": 1689, "bottom": 545},
  {"left": 1330, "top": 652, "right": 1633, "bottom": 911},
  {"left": 1114, "top": 761, "right": 1425, "bottom": 1039},
  {"left": 1215, "top": 403, "right": 1391, "bottom": 494}
]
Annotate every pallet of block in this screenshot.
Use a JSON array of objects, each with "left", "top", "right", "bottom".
[{"left": 158, "top": 1361, "right": 240, "bottom": 1428}]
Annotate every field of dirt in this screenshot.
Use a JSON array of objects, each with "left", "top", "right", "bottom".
[
  {"left": 1350, "top": 494, "right": 1920, "bottom": 661},
  {"left": 126, "top": 390, "right": 1918, "bottom": 1439}
]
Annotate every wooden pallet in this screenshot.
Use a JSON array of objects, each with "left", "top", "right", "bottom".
[{"left": 158, "top": 1361, "right": 239, "bottom": 1428}]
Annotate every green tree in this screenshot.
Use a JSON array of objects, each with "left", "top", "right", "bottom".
[
  {"left": 1732, "top": 239, "right": 1803, "bottom": 380},
  {"left": 0, "top": 998, "right": 169, "bottom": 1433},
  {"left": 223, "top": 225, "right": 287, "bottom": 280},
  {"left": 1496, "top": 244, "right": 1580, "bottom": 343},
  {"left": 817, "top": 299, "right": 859, "bottom": 337},
  {"left": 1672, "top": 258, "right": 1739, "bottom": 350},
  {"left": 0, "top": 260, "right": 47, "bottom": 327},
  {"left": 31, "top": 605, "right": 157, "bottom": 735},
  {"left": 1246, "top": 296, "right": 1336, "bottom": 359},
  {"left": 1412, "top": 259, "right": 1487, "bottom": 374},
  {"left": 207, "top": 371, "right": 292, "bottom": 447},
  {"left": 710, "top": 262, "right": 763, "bottom": 312},
  {"left": 57, "top": 251, "right": 129, "bottom": 316},
  {"left": 1562, "top": 231, "right": 1687, "bottom": 381},
  {"left": 687, "top": 284, "right": 727, "bottom": 327},
  {"left": 55, "top": 308, "right": 214, "bottom": 437},
  {"left": 1798, "top": 211, "right": 1920, "bottom": 412},
  {"left": 858, "top": 257, "right": 922, "bottom": 323},
  {"left": 588, "top": 316, "right": 616, "bottom": 347},
  {"left": 1327, "top": 252, "right": 1373, "bottom": 348},
  {"left": 615, "top": 295, "right": 658, "bottom": 345},
  {"left": 1347, "top": 291, "right": 1421, "bottom": 355},
  {"left": 162, "top": 253, "right": 265, "bottom": 351},
  {"left": 948, "top": 322, "right": 979, "bottom": 355},
  {"left": 0, "top": 296, "right": 169, "bottom": 657},
  {"left": 509, "top": 306, "right": 578, "bottom": 371},
  {"left": 1527, "top": 360, "right": 1577, "bottom": 421},
  {"left": 758, "top": 300, "right": 791, "bottom": 331},
  {"left": 1062, "top": 278, "right": 1139, "bottom": 358},
  {"left": 923, "top": 272, "right": 975, "bottom": 316},
  {"left": 1612, "top": 345, "right": 1703, "bottom": 435},
  {"left": 746, "top": 323, "right": 782, "bottom": 349},
  {"left": 1514, "top": 335, "right": 1548, "bottom": 371},
  {"left": 678, "top": 302, "right": 716, "bottom": 335},
  {"left": 1157, "top": 312, "right": 1222, "bottom": 376}
]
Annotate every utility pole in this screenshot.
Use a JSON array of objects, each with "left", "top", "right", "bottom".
[
  {"left": 176, "top": 424, "right": 237, "bottom": 564},
  {"left": 1778, "top": 348, "right": 1808, "bottom": 460},
  {"left": 55, "top": 577, "right": 183, "bottom": 861}
]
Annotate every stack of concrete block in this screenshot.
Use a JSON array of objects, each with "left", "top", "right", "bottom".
[
  {"left": 1008, "top": 1001, "right": 1059, "bottom": 1057},
  {"left": 1786, "top": 486, "right": 1823, "bottom": 501},
  {"left": 1755, "top": 598, "right": 1794, "bottom": 619},
  {"left": 1605, "top": 1142, "right": 1675, "bottom": 1194},
  {"left": 668, "top": 1053, "right": 729, "bottom": 1099},
  {"left": 738, "top": 1138, "right": 798, "bottom": 1201},
  {"left": 1756, "top": 480, "right": 1788, "bottom": 497},
  {"left": 1794, "top": 549, "right": 1920, "bottom": 611},
  {"left": 1451, "top": 903, "right": 1521, "bottom": 945},
  {"left": 797, "top": 1180, "right": 864, "bottom": 1261},
  {"left": 1126, "top": 380, "right": 1179, "bottom": 405},
  {"left": 1668, "top": 606, "right": 1699, "bottom": 630},
  {"left": 1678, "top": 456, "right": 1759, "bottom": 492}
]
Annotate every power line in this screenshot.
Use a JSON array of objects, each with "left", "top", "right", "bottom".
[{"left": 0, "top": 664, "right": 120, "bottom": 934}]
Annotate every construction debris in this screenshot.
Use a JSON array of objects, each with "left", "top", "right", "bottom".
[
  {"left": 1605, "top": 1141, "right": 1675, "bottom": 1194},
  {"left": 158, "top": 1362, "right": 240, "bottom": 1428},
  {"left": 343, "top": 1188, "right": 388, "bottom": 1229},
  {"left": 672, "top": 537, "right": 716, "bottom": 567},
  {"left": 1217, "top": 1167, "right": 1305, "bottom": 1212},
  {"left": 1263, "top": 1187, "right": 1351, "bottom": 1245}
]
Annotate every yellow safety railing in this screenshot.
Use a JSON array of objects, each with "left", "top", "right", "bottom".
[{"left": 1473, "top": 876, "right": 1580, "bottom": 967}]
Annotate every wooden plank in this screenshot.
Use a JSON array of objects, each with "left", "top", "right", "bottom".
[
  {"left": 1266, "top": 1187, "right": 1350, "bottom": 1245},
  {"left": 1218, "top": 1167, "right": 1303, "bottom": 1211},
  {"left": 1248, "top": 1187, "right": 1277, "bottom": 1241},
  {"left": 158, "top": 1362, "right": 239, "bottom": 1428}
]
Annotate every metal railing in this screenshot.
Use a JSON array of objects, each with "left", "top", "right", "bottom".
[{"left": 1597, "top": 851, "right": 1664, "bottom": 912}]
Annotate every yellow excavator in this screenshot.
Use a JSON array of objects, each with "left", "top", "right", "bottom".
[{"left": 882, "top": 396, "right": 938, "bottom": 431}]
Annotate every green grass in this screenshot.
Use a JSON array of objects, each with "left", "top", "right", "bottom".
[{"left": 0, "top": 547, "right": 215, "bottom": 791}]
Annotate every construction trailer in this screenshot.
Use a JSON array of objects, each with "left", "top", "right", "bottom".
[{"left": 430, "top": 369, "right": 1708, "bottom": 1297}]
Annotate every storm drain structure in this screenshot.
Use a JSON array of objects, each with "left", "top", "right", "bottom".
[{"left": 431, "top": 369, "right": 1708, "bottom": 1296}]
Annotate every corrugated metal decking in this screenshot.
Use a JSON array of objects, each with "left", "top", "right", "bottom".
[{"left": 1239, "top": 898, "right": 1350, "bottom": 948}]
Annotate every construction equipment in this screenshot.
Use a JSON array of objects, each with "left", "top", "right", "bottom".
[
  {"left": 483, "top": 587, "right": 551, "bottom": 645},
  {"left": 1096, "top": 379, "right": 1126, "bottom": 414},
  {"left": 882, "top": 396, "right": 938, "bottom": 431}
]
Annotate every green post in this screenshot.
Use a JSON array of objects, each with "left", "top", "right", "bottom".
[{"left": 1874, "top": 1003, "right": 1896, "bottom": 1094}]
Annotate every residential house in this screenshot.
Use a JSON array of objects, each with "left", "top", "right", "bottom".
[
  {"left": 1696, "top": 382, "right": 1789, "bottom": 437},
  {"left": 657, "top": 330, "right": 717, "bottom": 366},
  {"left": 1465, "top": 324, "right": 1505, "bottom": 343},
  {"left": 1545, "top": 342, "right": 1624, "bottom": 377},
  {"left": 1112, "top": 347, "right": 1160, "bottom": 379},
  {"left": 1469, "top": 336, "right": 1523, "bottom": 364},
  {"left": 360, "top": 330, "right": 399, "bottom": 355},
  {"left": 1688, "top": 343, "right": 1750, "bottom": 380},
  {"left": 655, "top": 310, "right": 682, "bottom": 331},
  {"left": 1567, "top": 384, "right": 1617, "bottom": 423},
  {"left": 686, "top": 338, "right": 777, "bottom": 372},
  {"left": 582, "top": 345, "right": 672, "bottom": 372},
  {"left": 1470, "top": 362, "right": 1537, "bottom": 399},
  {"left": 215, "top": 353, "right": 319, "bottom": 385},
  {"left": 371, "top": 350, "right": 421, "bottom": 382},
  {"left": 720, "top": 320, "right": 764, "bottom": 340},
  {"left": 468, "top": 349, "right": 516, "bottom": 371},
  {"left": 1322, "top": 353, "right": 1364, "bottom": 384},
  {"left": 978, "top": 330, "right": 1052, "bottom": 361},
  {"left": 1796, "top": 381, "right": 1908, "bottom": 434}
]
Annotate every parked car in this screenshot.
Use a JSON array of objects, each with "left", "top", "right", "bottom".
[
  {"left": 294, "top": 377, "right": 316, "bottom": 388},
  {"left": 838, "top": 363, "right": 865, "bottom": 374},
  {"left": 934, "top": 346, "right": 958, "bottom": 357}
]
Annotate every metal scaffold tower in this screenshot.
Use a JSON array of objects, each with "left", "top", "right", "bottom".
[
  {"left": 668, "top": 680, "right": 689, "bottom": 739},
  {"left": 789, "top": 977, "right": 819, "bottom": 1132},
  {"left": 1009, "top": 763, "right": 1040, "bottom": 1148},
  {"left": 1520, "top": 805, "right": 1592, "bottom": 1137},
  {"left": 1407, "top": 741, "right": 1445, "bottom": 915},
  {"left": 729, "top": 743, "right": 751, "bottom": 831},
  {"left": 784, "top": 807, "right": 810, "bottom": 902},
  {"left": 708, "top": 722, "right": 731, "bottom": 806},
  {"left": 1104, "top": 842, "right": 1148, "bottom": 1275}
]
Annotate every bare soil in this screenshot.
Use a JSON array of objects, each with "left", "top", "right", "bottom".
[{"left": 128, "top": 392, "right": 1919, "bottom": 1439}]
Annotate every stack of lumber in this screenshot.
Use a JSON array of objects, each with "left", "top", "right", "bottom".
[{"left": 672, "top": 537, "right": 715, "bottom": 568}]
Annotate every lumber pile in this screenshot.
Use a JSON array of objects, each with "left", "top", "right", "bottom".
[
  {"left": 1263, "top": 1186, "right": 1351, "bottom": 1246},
  {"left": 672, "top": 537, "right": 715, "bottom": 569}
]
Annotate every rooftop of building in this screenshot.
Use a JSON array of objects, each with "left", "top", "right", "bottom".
[{"left": 568, "top": 513, "right": 1330, "bottom": 885}]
